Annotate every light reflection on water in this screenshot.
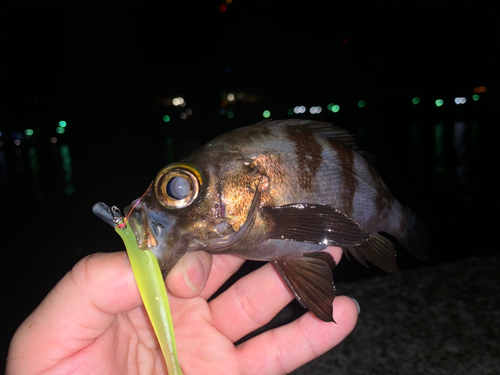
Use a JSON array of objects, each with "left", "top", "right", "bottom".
[{"left": 0, "top": 122, "right": 480, "bottom": 210}]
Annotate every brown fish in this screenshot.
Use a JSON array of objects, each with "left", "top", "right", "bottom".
[{"left": 124, "top": 119, "right": 429, "bottom": 322}]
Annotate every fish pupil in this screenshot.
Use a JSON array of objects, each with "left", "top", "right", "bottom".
[{"left": 166, "top": 176, "right": 190, "bottom": 199}]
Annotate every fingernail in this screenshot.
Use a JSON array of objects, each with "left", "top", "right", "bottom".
[
  {"left": 179, "top": 252, "right": 206, "bottom": 293},
  {"left": 351, "top": 298, "right": 361, "bottom": 314}
]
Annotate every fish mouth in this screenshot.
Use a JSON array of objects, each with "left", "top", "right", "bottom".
[{"left": 123, "top": 191, "right": 175, "bottom": 262}]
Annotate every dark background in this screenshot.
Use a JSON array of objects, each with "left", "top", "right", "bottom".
[{"left": 1, "top": 1, "right": 498, "bottom": 373}]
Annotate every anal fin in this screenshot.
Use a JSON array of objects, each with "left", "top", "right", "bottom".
[
  {"left": 343, "top": 233, "right": 397, "bottom": 273},
  {"left": 272, "top": 251, "right": 336, "bottom": 322}
]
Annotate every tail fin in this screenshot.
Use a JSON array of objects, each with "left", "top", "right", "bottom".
[{"left": 395, "top": 208, "right": 430, "bottom": 261}]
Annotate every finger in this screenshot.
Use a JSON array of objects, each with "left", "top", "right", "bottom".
[
  {"left": 165, "top": 251, "right": 213, "bottom": 298},
  {"left": 236, "top": 296, "right": 359, "bottom": 375},
  {"left": 198, "top": 253, "right": 246, "bottom": 300},
  {"left": 7, "top": 252, "right": 141, "bottom": 373},
  {"left": 209, "top": 247, "right": 342, "bottom": 342}
]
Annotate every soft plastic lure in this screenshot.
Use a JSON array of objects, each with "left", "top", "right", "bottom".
[{"left": 92, "top": 202, "right": 183, "bottom": 375}]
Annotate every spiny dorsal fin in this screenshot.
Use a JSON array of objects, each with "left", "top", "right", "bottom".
[{"left": 268, "top": 119, "right": 358, "bottom": 149}]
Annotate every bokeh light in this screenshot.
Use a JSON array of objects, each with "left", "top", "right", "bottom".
[
  {"left": 25, "top": 129, "right": 34, "bottom": 136},
  {"left": 473, "top": 94, "right": 480, "bottom": 101},
  {"left": 56, "top": 127, "right": 65, "bottom": 134},
  {"left": 58, "top": 121, "right": 67, "bottom": 128},
  {"left": 263, "top": 110, "right": 271, "bottom": 118},
  {"left": 227, "top": 111, "right": 234, "bottom": 119},
  {"left": 435, "top": 99, "right": 444, "bottom": 107},
  {"left": 412, "top": 97, "right": 420, "bottom": 105},
  {"left": 357, "top": 100, "right": 366, "bottom": 108},
  {"left": 332, "top": 105, "right": 340, "bottom": 113},
  {"left": 163, "top": 115, "right": 171, "bottom": 122},
  {"left": 172, "top": 97, "right": 185, "bottom": 106}
]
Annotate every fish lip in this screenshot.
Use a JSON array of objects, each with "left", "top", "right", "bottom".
[{"left": 124, "top": 196, "right": 175, "bottom": 261}]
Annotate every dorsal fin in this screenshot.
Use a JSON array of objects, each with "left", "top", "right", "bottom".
[{"left": 268, "top": 120, "right": 358, "bottom": 149}]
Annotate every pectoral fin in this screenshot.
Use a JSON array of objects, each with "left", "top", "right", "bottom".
[
  {"left": 343, "top": 233, "right": 397, "bottom": 272},
  {"left": 263, "top": 204, "right": 371, "bottom": 246},
  {"left": 272, "top": 251, "right": 336, "bottom": 322}
]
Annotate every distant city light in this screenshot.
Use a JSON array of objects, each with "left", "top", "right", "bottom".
[
  {"left": 309, "top": 106, "right": 322, "bottom": 114},
  {"left": 263, "top": 110, "right": 271, "bottom": 118},
  {"left": 435, "top": 99, "right": 444, "bottom": 107},
  {"left": 163, "top": 115, "right": 171, "bottom": 122},
  {"left": 454, "top": 97, "right": 467, "bottom": 105},
  {"left": 180, "top": 112, "right": 188, "bottom": 120},
  {"left": 357, "top": 100, "right": 366, "bottom": 108},
  {"left": 412, "top": 97, "right": 420, "bottom": 105},
  {"left": 473, "top": 94, "right": 480, "bottom": 101},
  {"left": 293, "top": 106, "right": 306, "bottom": 114},
  {"left": 473, "top": 86, "right": 486, "bottom": 93},
  {"left": 25, "top": 129, "right": 34, "bottom": 136},
  {"left": 59, "top": 121, "right": 67, "bottom": 128},
  {"left": 220, "top": 100, "right": 227, "bottom": 108},
  {"left": 227, "top": 111, "right": 234, "bottom": 119},
  {"left": 327, "top": 103, "right": 334, "bottom": 111},
  {"left": 50, "top": 137, "right": 57, "bottom": 144},
  {"left": 14, "top": 139, "right": 21, "bottom": 146},
  {"left": 56, "top": 127, "right": 65, "bottom": 134},
  {"left": 227, "top": 93, "right": 235, "bottom": 102},
  {"left": 287, "top": 108, "right": 294, "bottom": 115},
  {"left": 332, "top": 105, "right": 340, "bottom": 113},
  {"left": 172, "top": 97, "right": 185, "bottom": 106},
  {"left": 186, "top": 108, "right": 193, "bottom": 116}
]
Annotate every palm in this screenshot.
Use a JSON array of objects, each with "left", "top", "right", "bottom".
[{"left": 7, "top": 250, "right": 358, "bottom": 375}]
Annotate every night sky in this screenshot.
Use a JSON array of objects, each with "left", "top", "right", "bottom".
[{"left": 1, "top": 2, "right": 497, "bottom": 137}]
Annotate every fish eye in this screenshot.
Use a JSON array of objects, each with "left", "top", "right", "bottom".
[
  {"left": 166, "top": 176, "right": 190, "bottom": 199},
  {"left": 154, "top": 163, "right": 202, "bottom": 209}
]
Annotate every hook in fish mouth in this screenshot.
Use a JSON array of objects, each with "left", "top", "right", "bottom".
[{"left": 92, "top": 202, "right": 124, "bottom": 227}]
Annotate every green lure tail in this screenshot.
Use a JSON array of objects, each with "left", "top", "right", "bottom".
[{"left": 93, "top": 202, "right": 183, "bottom": 375}]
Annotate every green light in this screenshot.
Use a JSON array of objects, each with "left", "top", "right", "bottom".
[
  {"left": 263, "top": 110, "right": 271, "bottom": 118},
  {"left": 473, "top": 94, "right": 480, "bottom": 101},
  {"left": 412, "top": 97, "right": 420, "bottom": 105},
  {"left": 357, "top": 100, "right": 366, "bottom": 108},
  {"left": 56, "top": 127, "right": 65, "bottom": 134},
  {"left": 59, "top": 121, "right": 67, "bottom": 128},
  {"left": 435, "top": 99, "right": 444, "bottom": 107},
  {"left": 162, "top": 115, "right": 171, "bottom": 123},
  {"left": 327, "top": 103, "right": 334, "bottom": 111},
  {"left": 332, "top": 105, "right": 340, "bottom": 113},
  {"left": 25, "top": 129, "right": 34, "bottom": 136},
  {"left": 287, "top": 108, "right": 294, "bottom": 116},
  {"left": 227, "top": 111, "right": 234, "bottom": 119}
]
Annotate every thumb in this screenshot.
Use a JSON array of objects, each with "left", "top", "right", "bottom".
[
  {"left": 7, "top": 252, "right": 142, "bottom": 373},
  {"left": 165, "top": 251, "right": 212, "bottom": 298}
]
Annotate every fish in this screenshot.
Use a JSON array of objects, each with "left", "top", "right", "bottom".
[{"left": 124, "top": 119, "right": 429, "bottom": 322}]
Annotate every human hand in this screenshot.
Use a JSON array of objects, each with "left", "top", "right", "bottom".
[{"left": 6, "top": 248, "right": 358, "bottom": 374}]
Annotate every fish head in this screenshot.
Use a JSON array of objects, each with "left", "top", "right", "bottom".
[{"left": 124, "top": 157, "right": 264, "bottom": 276}]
